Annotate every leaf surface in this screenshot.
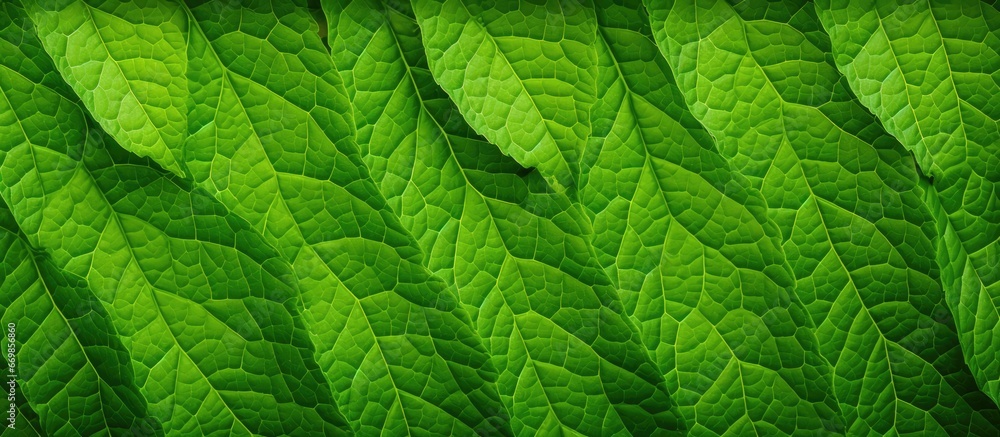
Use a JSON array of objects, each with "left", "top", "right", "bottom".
[
  {"left": 25, "top": 0, "right": 188, "bottom": 177},
  {"left": 0, "top": 201, "right": 156, "bottom": 436},
  {"left": 327, "top": 0, "right": 682, "bottom": 434},
  {"left": 645, "top": 0, "right": 1000, "bottom": 434},
  {"left": 583, "top": 1, "right": 842, "bottom": 435},
  {"left": 24, "top": 0, "right": 512, "bottom": 434},
  {"left": 412, "top": 0, "right": 598, "bottom": 191},
  {"left": 816, "top": 0, "right": 1000, "bottom": 404},
  {"left": 0, "top": 6, "right": 349, "bottom": 434}
]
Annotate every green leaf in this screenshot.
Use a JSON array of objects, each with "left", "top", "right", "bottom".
[
  {"left": 24, "top": 0, "right": 511, "bottom": 434},
  {"left": 816, "top": 0, "right": 1000, "bottom": 405},
  {"left": 4, "top": 0, "right": 998, "bottom": 433},
  {"left": 0, "top": 410, "right": 41, "bottom": 437},
  {"left": 0, "top": 7, "right": 349, "bottom": 434},
  {"left": 585, "top": 1, "right": 842, "bottom": 434},
  {"left": 645, "top": 0, "right": 1000, "bottom": 434},
  {"left": 23, "top": 0, "right": 188, "bottom": 178},
  {"left": 412, "top": 0, "right": 598, "bottom": 191},
  {"left": 327, "top": 0, "right": 682, "bottom": 434},
  {"left": 0, "top": 395, "right": 42, "bottom": 437},
  {"left": 0, "top": 202, "right": 155, "bottom": 436}
]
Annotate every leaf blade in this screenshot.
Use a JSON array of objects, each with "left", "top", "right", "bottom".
[
  {"left": 646, "top": 0, "right": 1000, "bottom": 433},
  {"left": 327, "top": 0, "right": 683, "bottom": 434},
  {"left": 584, "top": 1, "right": 843, "bottom": 434},
  {"left": 0, "top": 199, "right": 158, "bottom": 436},
  {"left": 0, "top": 6, "right": 350, "bottom": 433},
  {"left": 413, "top": 0, "right": 599, "bottom": 191},
  {"left": 24, "top": 0, "right": 188, "bottom": 177},
  {"left": 25, "top": 0, "right": 513, "bottom": 434},
  {"left": 816, "top": 0, "right": 1000, "bottom": 405}
]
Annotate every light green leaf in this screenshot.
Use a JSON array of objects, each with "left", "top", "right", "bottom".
[
  {"left": 0, "top": 201, "right": 156, "bottom": 436},
  {"left": 327, "top": 0, "right": 682, "bottom": 434},
  {"left": 816, "top": 0, "right": 1000, "bottom": 405},
  {"left": 0, "top": 6, "right": 349, "bottom": 434},
  {"left": 25, "top": 0, "right": 512, "bottom": 434},
  {"left": 585, "top": 1, "right": 842, "bottom": 434},
  {"left": 24, "top": 0, "right": 188, "bottom": 177},
  {"left": 645, "top": 0, "right": 1000, "bottom": 434},
  {"left": 412, "top": 0, "right": 598, "bottom": 191}
]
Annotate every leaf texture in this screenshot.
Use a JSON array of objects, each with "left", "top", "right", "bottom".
[
  {"left": 645, "top": 0, "right": 1000, "bottom": 434},
  {"left": 0, "top": 400, "right": 41, "bottom": 437},
  {"left": 0, "top": 201, "right": 155, "bottom": 436},
  {"left": 327, "top": 0, "right": 682, "bottom": 434},
  {"left": 1, "top": 0, "right": 998, "bottom": 434},
  {"left": 582, "top": 1, "right": 843, "bottom": 435},
  {"left": 24, "top": 0, "right": 188, "bottom": 177},
  {"left": 23, "top": 0, "right": 511, "bottom": 434},
  {"left": 816, "top": 0, "right": 1000, "bottom": 405},
  {"left": 0, "top": 6, "right": 349, "bottom": 434},
  {"left": 412, "top": 0, "right": 598, "bottom": 191}
]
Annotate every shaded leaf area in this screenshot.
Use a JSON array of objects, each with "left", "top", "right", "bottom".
[
  {"left": 0, "top": 401, "right": 42, "bottom": 437},
  {"left": 0, "top": 201, "right": 154, "bottom": 437}
]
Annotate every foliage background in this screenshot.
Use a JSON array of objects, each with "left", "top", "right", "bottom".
[{"left": 1, "top": 0, "right": 999, "bottom": 435}]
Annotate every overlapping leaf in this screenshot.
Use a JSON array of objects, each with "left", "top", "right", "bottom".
[
  {"left": 0, "top": 4, "right": 348, "bottom": 434},
  {"left": 2, "top": 0, "right": 999, "bottom": 434},
  {"left": 816, "top": 0, "right": 1000, "bottom": 405},
  {"left": 23, "top": 0, "right": 511, "bottom": 434},
  {"left": 23, "top": 0, "right": 188, "bottom": 177},
  {"left": 0, "top": 201, "right": 154, "bottom": 436},
  {"left": 580, "top": 1, "right": 842, "bottom": 434},
  {"left": 327, "top": 0, "right": 682, "bottom": 434},
  {"left": 412, "top": 0, "right": 598, "bottom": 191},
  {"left": 645, "top": 0, "right": 1000, "bottom": 434}
]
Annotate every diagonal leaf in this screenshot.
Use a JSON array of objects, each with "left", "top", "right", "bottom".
[
  {"left": 584, "top": 1, "right": 843, "bottom": 434},
  {"left": 0, "top": 200, "right": 157, "bottom": 436},
  {"left": 412, "top": 0, "right": 598, "bottom": 191},
  {"left": 645, "top": 0, "right": 1000, "bottom": 434},
  {"left": 24, "top": 0, "right": 512, "bottom": 434},
  {"left": 0, "top": 5, "right": 350, "bottom": 434},
  {"left": 816, "top": 0, "right": 1000, "bottom": 405},
  {"left": 327, "top": 0, "right": 682, "bottom": 434},
  {"left": 23, "top": 0, "right": 188, "bottom": 177}
]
